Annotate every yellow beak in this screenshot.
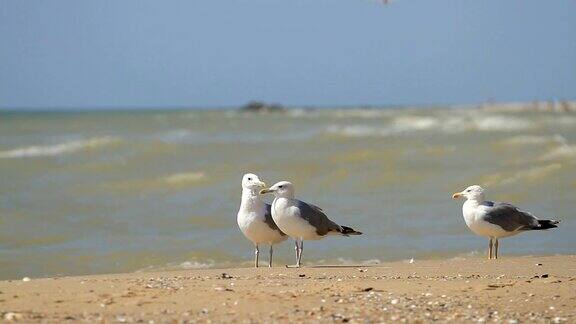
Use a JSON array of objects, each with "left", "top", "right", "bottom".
[
  {"left": 452, "top": 192, "right": 463, "bottom": 199},
  {"left": 259, "top": 188, "right": 274, "bottom": 195}
]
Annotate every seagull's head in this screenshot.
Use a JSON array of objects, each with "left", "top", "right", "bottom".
[
  {"left": 452, "top": 185, "right": 485, "bottom": 201},
  {"left": 241, "top": 173, "right": 266, "bottom": 191},
  {"left": 260, "top": 181, "right": 294, "bottom": 198}
]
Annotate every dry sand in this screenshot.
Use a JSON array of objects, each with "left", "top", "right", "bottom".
[{"left": 1, "top": 255, "right": 575, "bottom": 323}]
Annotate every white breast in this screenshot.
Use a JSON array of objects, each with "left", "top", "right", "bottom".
[
  {"left": 462, "top": 201, "right": 516, "bottom": 238},
  {"left": 237, "top": 196, "right": 286, "bottom": 245},
  {"left": 272, "top": 198, "right": 322, "bottom": 240}
]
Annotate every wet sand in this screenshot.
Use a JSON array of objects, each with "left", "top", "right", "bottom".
[{"left": 1, "top": 255, "right": 575, "bottom": 323}]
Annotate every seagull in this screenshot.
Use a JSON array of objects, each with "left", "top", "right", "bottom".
[
  {"left": 452, "top": 185, "right": 560, "bottom": 259},
  {"left": 260, "top": 181, "right": 362, "bottom": 267},
  {"left": 237, "top": 173, "right": 287, "bottom": 267}
]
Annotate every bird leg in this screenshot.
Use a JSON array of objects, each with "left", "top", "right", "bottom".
[
  {"left": 297, "top": 240, "right": 304, "bottom": 267},
  {"left": 286, "top": 239, "right": 303, "bottom": 268},
  {"left": 254, "top": 244, "right": 259, "bottom": 268},
  {"left": 488, "top": 238, "right": 493, "bottom": 259},
  {"left": 294, "top": 240, "right": 299, "bottom": 262},
  {"left": 268, "top": 245, "right": 273, "bottom": 268},
  {"left": 494, "top": 239, "right": 499, "bottom": 259}
]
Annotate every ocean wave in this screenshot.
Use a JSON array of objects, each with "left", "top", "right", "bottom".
[
  {"left": 162, "top": 172, "right": 206, "bottom": 185},
  {"left": 152, "top": 129, "right": 194, "bottom": 143},
  {"left": 178, "top": 260, "right": 216, "bottom": 269},
  {"left": 501, "top": 164, "right": 563, "bottom": 185},
  {"left": 331, "top": 109, "right": 392, "bottom": 119},
  {"left": 283, "top": 108, "right": 389, "bottom": 119},
  {"left": 472, "top": 115, "right": 533, "bottom": 131},
  {"left": 393, "top": 116, "right": 439, "bottom": 131},
  {"left": 483, "top": 163, "right": 563, "bottom": 186},
  {"left": 0, "top": 137, "right": 121, "bottom": 159},
  {"left": 500, "top": 134, "right": 566, "bottom": 146},
  {"left": 137, "top": 259, "right": 216, "bottom": 272},
  {"left": 540, "top": 145, "right": 576, "bottom": 161},
  {"left": 325, "top": 114, "right": 534, "bottom": 138},
  {"left": 325, "top": 125, "right": 388, "bottom": 137},
  {"left": 313, "top": 257, "right": 384, "bottom": 266},
  {"left": 325, "top": 116, "right": 440, "bottom": 137},
  {"left": 105, "top": 171, "right": 207, "bottom": 192}
]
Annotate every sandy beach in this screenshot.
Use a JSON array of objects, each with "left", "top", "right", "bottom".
[{"left": 1, "top": 255, "right": 574, "bottom": 323}]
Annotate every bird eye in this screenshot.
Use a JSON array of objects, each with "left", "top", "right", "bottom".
[
  {"left": 247, "top": 177, "right": 252, "bottom": 181},
  {"left": 278, "top": 185, "right": 283, "bottom": 189},
  {"left": 466, "top": 189, "right": 471, "bottom": 192}
]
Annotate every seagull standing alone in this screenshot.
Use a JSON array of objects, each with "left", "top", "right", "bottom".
[
  {"left": 452, "top": 185, "right": 560, "bottom": 259},
  {"left": 237, "top": 173, "right": 287, "bottom": 267},
  {"left": 260, "top": 181, "right": 362, "bottom": 267}
]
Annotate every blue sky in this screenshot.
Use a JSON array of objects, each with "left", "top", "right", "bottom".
[{"left": 1, "top": 0, "right": 575, "bottom": 109}]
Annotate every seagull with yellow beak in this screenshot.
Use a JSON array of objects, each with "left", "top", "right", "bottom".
[
  {"left": 261, "top": 181, "right": 362, "bottom": 267},
  {"left": 452, "top": 185, "right": 560, "bottom": 259},
  {"left": 237, "top": 173, "right": 287, "bottom": 267}
]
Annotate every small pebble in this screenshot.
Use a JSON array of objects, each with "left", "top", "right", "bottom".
[{"left": 3, "top": 312, "right": 23, "bottom": 321}]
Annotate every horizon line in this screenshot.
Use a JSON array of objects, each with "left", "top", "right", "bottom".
[{"left": 1, "top": 99, "right": 574, "bottom": 113}]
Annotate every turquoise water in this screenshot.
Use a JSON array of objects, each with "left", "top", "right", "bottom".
[{"left": 0, "top": 106, "right": 574, "bottom": 279}]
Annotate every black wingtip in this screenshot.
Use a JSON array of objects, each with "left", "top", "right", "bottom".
[
  {"left": 340, "top": 226, "right": 362, "bottom": 236},
  {"left": 534, "top": 219, "right": 560, "bottom": 230}
]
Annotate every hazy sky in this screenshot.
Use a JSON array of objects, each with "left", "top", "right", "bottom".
[{"left": 1, "top": 0, "right": 575, "bottom": 109}]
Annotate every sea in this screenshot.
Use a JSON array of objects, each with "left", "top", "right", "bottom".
[{"left": 1, "top": 104, "right": 575, "bottom": 280}]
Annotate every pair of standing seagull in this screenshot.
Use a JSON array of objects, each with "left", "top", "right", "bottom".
[
  {"left": 237, "top": 173, "right": 560, "bottom": 267},
  {"left": 237, "top": 173, "right": 361, "bottom": 268}
]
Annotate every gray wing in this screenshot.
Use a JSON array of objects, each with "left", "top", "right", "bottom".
[
  {"left": 295, "top": 200, "right": 342, "bottom": 236},
  {"left": 481, "top": 201, "right": 539, "bottom": 232},
  {"left": 264, "top": 203, "right": 287, "bottom": 236}
]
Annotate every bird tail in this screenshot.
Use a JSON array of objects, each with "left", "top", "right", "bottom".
[
  {"left": 339, "top": 226, "right": 362, "bottom": 236},
  {"left": 532, "top": 219, "right": 560, "bottom": 230}
]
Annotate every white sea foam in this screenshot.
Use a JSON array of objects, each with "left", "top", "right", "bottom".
[
  {"left": 311, "top": 257, "right": 381, "bottom": 266},
  {"left": 137, "top": 259, "right": 216, "bottom": 272},
  {"left": 325, "top": 125, "right": 387, "bottom": 137},
  {"left": 392, "top": 116, "right": 439, "bottom": 131},
  {"left": 500, "top": 164, "right": 563, "bottom": 185},
  {"left": 0, "top": 136, "right": 121, "bottom": 159},
  {"left": 325, "top": 114, "right": 535, "bottom": 138},
  {"left": 440, "top": 114, "right": 534, "bottom": 132},
  {"left": 483, "top": 163, "right": 563, "bottom": 187},
  {"left": 162, "top": 172, "right": 206, "bottom": 184},
  {"left": 325, "top": 116, "right": 441, "bottom": 137},
  {"left": 179, "top": 260, "right": 215, "bottom": 269},
  {"left": 473, "top": 115, "right": 533, "bottom": 131},
  {"left": 501, "top": 135, "right": 566, "bottom": 146},
  {"left": 540, "top": 145, "right": 576, "bottom": 161}
]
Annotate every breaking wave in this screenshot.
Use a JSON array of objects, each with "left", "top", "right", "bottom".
[
  {"left": 501, "top": 135, "right": 566, "bottom": 146},
  {"left": 325, "top": 114, "right": 535, "bottom": 138},
  {"left": 178, "top": 260, "right": 216, "bottom": 269},
  {"left": 0, "top": 136, "right": 121, "bottom": 159},
  {"left": 162, "top": 172, "right": 207, "bottom": 185},
  {"left": 472, "top": 115, "right": 533, "bottom": 131},
  {"left": 540, "top": 145, "right": 576, "bottom": 161}
]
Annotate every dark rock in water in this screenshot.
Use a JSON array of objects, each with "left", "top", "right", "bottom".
[{"left": 239, "top": 101, "right": 286, "bottom": 113}]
